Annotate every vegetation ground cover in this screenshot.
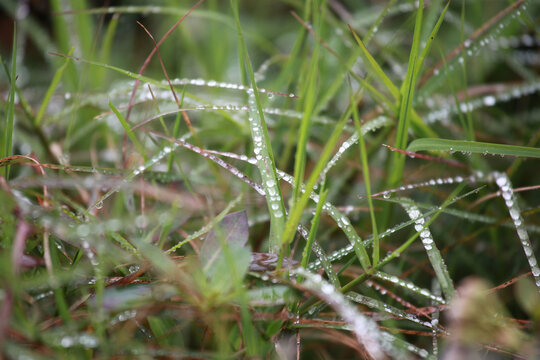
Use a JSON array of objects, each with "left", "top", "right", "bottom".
[{"left": 1, "top": 0, "right": 539, "bottom": 358}]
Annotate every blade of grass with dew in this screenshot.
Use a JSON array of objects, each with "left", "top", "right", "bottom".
[
  {"left": 48, "top": 236, "right": 74, "bottom": 325},
  {"left": 347, "top": 25, "right": 436, "bottom": 139},
  {"left": 108, "top": 232, "right": 138, "bottom": 256},
  {"left": 35, "top": 48, "right": 75, "bottom": 126},
  {"left": 402, "top": 203, "right": 455, "bottom": 301},
  {"left": 291, "top": 12, "right": 397, "bottom": 118},
  {"left": 374, "top": 184, "right": 469, "bottom": 270},
  {"left": 491, "top": 172, "right": 540, "bottom": 292},
  {"left": 350, "top": 83, "right": 380, "bottom": 264},
  {"left": 192, "top": 149, "right": 340, "bottom": 285},
  {"left": 277, "top": 169, "right": 371, "bottom": 276},
  {"left": 346, "top": 292, "right": 443, "bottom": 331},
  {"left": 314, "top": 0, "right": 397, "bottom": 115},
  {"left": 348, "top": 24, "right": 399, "bottom": 99},
  {"left": 230, "top": 0, "right": 286, "bottom": 252},
  {"left": 407, "top": 138, "right": 540, "bottom": 158},
  {"left": 294, "top": 267, "right": 398, "bottom": 358},
  {"left": 293, "top": 1, "right": 323, "bottom": 208},
  {"left": 281, "top": 103, "right": 372, "bottom": 271},
  {"left": 416, "top": 2, "right": 450, "bottom": 74},
  {"left": 167, "top": 194, "right": 243, "bottom": 254},
  {"left": 303, "top": 184, "right": 478, "bottom": 314},
  {"left": 2, "top": 25, "right": 16, "bottom": 180},
  {"left": 299, "top": 184, "right": 329, "bottom": 283},
  {"left": 108, "top": 100, "right": 147, "bottom": 161}
]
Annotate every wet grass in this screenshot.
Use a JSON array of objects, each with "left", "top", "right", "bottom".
[{"left": 1, "top": 0, "right": 540, "bottom": 358}]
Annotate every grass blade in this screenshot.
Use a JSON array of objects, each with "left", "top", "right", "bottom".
[
  {"left": 230, "top": 0, "right": 286, "bottom": 253},
  {"left": 403, "top": 203, "right": 455, "bottom": 300},
  {"left": 348, "top": 24, "right": 399, "bottom": 99},
  {"left": 281, "top": 104, "right": 372, "bottom": 270},
  {"left": 35, "top": 48, "right": 74, "bottom": 126},
  {"left": 389, "top": 0, "right": 424, "bottom": 188},
  {"left": 108, "top": 100, "right": 147, "bottom": 161},
  {"left": 350, "top": 84, "right": 380, "bottom": 264},
  {"left": 292, "top": 2, "right": 322, "bottom": 207},
  {"left": 407, "top": 138, "right": 540, "bottom": 158},
  {"left": 2, "top": 24, "right": 16, "bottom": 179}
]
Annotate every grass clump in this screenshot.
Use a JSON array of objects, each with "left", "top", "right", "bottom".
[{"left": 1, "top": 0, "right": 540, "bottom": 358}]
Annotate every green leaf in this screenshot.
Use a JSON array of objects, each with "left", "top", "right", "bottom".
[{"left": 407, "top": 138, "right": 540, "bottom": 158}]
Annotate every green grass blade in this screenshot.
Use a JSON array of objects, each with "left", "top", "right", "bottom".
[
  {"left": 108, "top": 100, "right": 147, "bottom": 161},
  {"left": 407, "top": 138, "right": 540, "bottom": 158},
  {"left": 293, "top": 2, "right": 323, "bottom": 206},
  {"left": 166, "top": 195, "right": 243, "bottom": 254},
  {"left": 49, "top": 0, "right": 79, "bottom": 90},
  {"left": 390, "top": 0, "right": 424, "bottom": 187},
  {"left": 350, "top": 85, "right": 380, "bottom": 265},
  {"left": 402, "top": 203, "right": 455, "bottom": 300},
  {"left": 348, "top": 25, "right": 400, "bottom": 99},
  {"left": 417, "top": 2, "right": 450, "bottom": 85},
  {"left": 281, "top": 104, "right": 372, "bottom": 270},
  {"left": 300, "top": 186, "right": 328, "bottom": 280},
  {"left": 230, "top": 0, "right": 286, "bottom": 253},
  {"left": 347, "top": 19, "right": 437, "bottom": 141},
  {"left": 49, "top": 53, "right": 166, "bottom": 89},
  {"left": 35, "top": 48, "right": 74, "bottom": 126},
  {"left": 2, "top": 24, "right": 16, "bottom": 179},
  {"left": 97, "top": 12, "right": 119, "bottom": 86}
]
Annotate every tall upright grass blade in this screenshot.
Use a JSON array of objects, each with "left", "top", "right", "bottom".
[
  {"left": 109, "top": 101, "right": 147, "bottom": 161},
  {"left": 230, "top": 0, "right": 286, "bottom": 253},
  {"left": 97, "top": 13, "right": 119, "bottom": 86},
  {"left": 35, "top": 48, "right": 74, "bottom": 126},
  {"left": 292, "top": 2, "right": 322, "bottom": 207},
  {"left": 388, "top": 0, "right": 424, "bottom": 188},
  {"left": 299, "top": 185, "right": 328, "bottom": 282},
  {"left": 350, "top": 83, "right": 380, "bottom": 264},
  {"left": 348, "top": 25, "right": 399, "bottom": 99},
  {"left": 281, "top": 105, "right": 372, "bottom": 270},
  {"left": 49, "top": 0, "right": 79, "bottom": 90},
  {"left": 2, "top": 24, "right": 16, "bottom": 180}
]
